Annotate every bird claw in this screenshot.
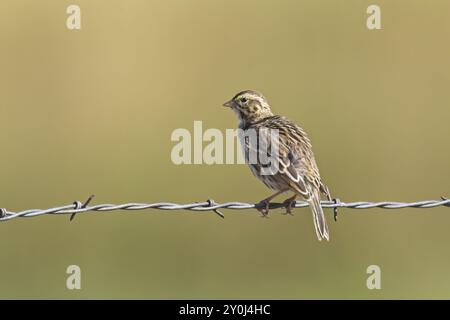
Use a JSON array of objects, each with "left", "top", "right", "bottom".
[
  {"left": 256, "top": 200, "right": 270, "bottom": 217},
  {"left": 282, "top": 199, "right": 295, "bottom": 215}
]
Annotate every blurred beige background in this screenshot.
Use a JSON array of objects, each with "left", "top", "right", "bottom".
[{"left": 0, "top": 0, "right": 449, "bottom": 299}]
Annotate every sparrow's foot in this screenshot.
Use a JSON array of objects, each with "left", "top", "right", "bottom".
[
  {"left": 256, "top": 200, "right": 270, "bottom": 217},
  {"left": 281, "top": 195, "right": 297, "bottom": 215},
  {"left": 282, "top": 198, "right": 296, "bottom": 215}
]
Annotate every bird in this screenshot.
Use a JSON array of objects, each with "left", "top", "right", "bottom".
[{"left": 223, "top": 90, "right": 332, "bottom": 241}]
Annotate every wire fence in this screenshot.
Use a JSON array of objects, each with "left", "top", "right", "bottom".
[{"left": 0, "top": 196, "right": 448, "bottom": 222}]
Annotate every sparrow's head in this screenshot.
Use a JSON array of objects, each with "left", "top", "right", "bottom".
[{"left": 223, "top": 90, "right": 273, "bottom": 125}]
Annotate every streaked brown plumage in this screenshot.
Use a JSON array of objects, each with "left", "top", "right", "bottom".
[{"left": 223, "top": 90, "right": 331, "bottom": 241}]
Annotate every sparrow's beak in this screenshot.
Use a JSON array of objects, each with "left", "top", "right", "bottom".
[{"left": 223, "top": 99, "right": 234, "bottom": 108}]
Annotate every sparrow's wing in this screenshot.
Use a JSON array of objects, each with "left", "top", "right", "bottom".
[
  {"left": 257, "top": 116, "right": 330, "bottom": 241},
  {"left": 259, "top": 116, "right": 323, "bottom": 195}
]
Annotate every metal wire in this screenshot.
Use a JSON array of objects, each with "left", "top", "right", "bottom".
[{"left": 0, "top": 197, "right": 448, "bottom": 222}]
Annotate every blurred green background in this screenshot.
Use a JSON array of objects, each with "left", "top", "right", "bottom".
[{"left": 0, "top": 0, "right": 449, "bottom": 299}]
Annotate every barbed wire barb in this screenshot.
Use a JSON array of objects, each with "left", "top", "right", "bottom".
[
  {"left": 0, "top": 197, "right": 448, "bottom": 222},
  {"left": 70, "top": 194, "right": 95, "bottom": 221}
]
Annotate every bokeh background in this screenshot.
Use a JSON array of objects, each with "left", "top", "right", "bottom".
[{"left": 0, "top": 0, "right": 449, "bottom": 299}]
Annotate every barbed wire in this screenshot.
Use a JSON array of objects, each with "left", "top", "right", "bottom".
[{"left": 0, "top": 196, "right": 448, "bottom": 222}]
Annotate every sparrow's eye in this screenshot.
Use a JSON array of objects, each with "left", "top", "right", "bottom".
[{"left": 240, "top": 97, "right": 248, "bottom": 104}]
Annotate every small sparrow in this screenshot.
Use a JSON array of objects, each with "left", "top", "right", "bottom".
[{"left": 223, "top": 90, "right": 332, "bottom": 241}]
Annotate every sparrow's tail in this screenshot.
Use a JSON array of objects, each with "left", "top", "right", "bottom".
[{"left": 307, "top": 188, "right": 330, "bottom": 241}]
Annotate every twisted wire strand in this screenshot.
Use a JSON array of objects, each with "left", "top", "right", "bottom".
[{"left": 0, "top": 198, "right": 449, "bottom": 221}]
